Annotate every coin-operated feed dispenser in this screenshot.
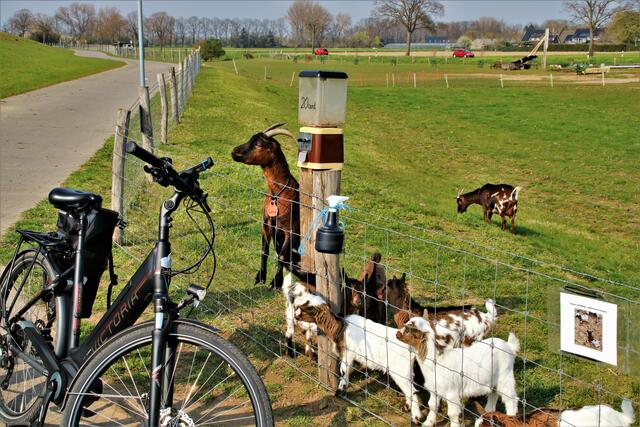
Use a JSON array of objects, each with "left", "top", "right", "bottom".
[{"left": 297, "top": 70, "right": 348, "bottom": 170}]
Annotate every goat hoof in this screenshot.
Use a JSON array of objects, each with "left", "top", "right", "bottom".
[{"left": 254, "top": 271, "right": 267, "bottom": 285}]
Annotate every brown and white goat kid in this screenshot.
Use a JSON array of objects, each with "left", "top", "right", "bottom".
[
  {"left": 294, "top": 292, "right": 423, "bottom": 424},
  {"left": 281, "top": 254, "right": 384, "bottom": 359},
  {"left": 473, "top": 399, "right": 635, "bottom": 427},
  {"left": 456, "top": 184, "right": 522, "bottom": 233},
  {"left": 282, "top": 273, "right": 317, "bottom": 358},
  {"left": 397, "top": 317, "right": 520, "bottom": 427},
  {"left": 473, "top": 401, "right": 560, "bottom": 427},
  {"left": 231, "top": 123, "right": 303, "bottom": 289},
  {"left": 381, "top": 273, "right": 497, "bottom": 348}
]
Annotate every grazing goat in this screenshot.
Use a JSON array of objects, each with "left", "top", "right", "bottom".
[
  {"left": 456, "top": 184, "right": 522, "bottom": 233},
  {"left": 231, "top": 123, "right": 302, "bottom": 289},
  {"left": 382, "top": 274, "right": 497, "bottom": 348},
  {"left": 473, "top": 401, "right": 560, "bottom": 427},
  {"left": 473, "top": 400, "right": 634, "bottom": 427},
  {"left": 559, "top": 400, "right": 635, "bottom": 427},
  {"left": 294, "top": 292, "right": 423, "bottom": 424},
  {"left": 344, "top": 252, "right": 386, "bottom": 323},
  {"left": 397, "top": 317, "right": 519, "bottom": 427}
]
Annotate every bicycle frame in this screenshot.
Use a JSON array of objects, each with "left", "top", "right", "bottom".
[{"left": 7, "top": 190, "right": 186, "bottom": 426}]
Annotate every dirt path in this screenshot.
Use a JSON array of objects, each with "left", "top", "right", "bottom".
[{"left": 0, "top": 50, "right": 172, "bottom": 236}]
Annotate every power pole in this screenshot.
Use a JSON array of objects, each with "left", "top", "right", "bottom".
[{"left": 137, "top": 0, "right": 146, "bottom": 86}]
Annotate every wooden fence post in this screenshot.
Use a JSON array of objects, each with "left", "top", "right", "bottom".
[
  {"left": 138, "top": 86, "right": 154, "bottom": 154},
  {"left": 112, "top": 108, "right": 130, "bottom": 244},
  {"left": 178, "top": 63, "right": 184, "bottom": 115},
  {"left": 170, "top": 67, "right": 179, "bottom": 123},
  {"left": 312, "top": 169, "right": 342, "bottom": 392},
  {"left": 157, "top": 73, "right": 168, "bottom": 145},
  {"left": 181, "top": 58, "right": 188, "bottom": 105},
  {"left": 299, "top": 168, "right": 314, "bottom": 273}
]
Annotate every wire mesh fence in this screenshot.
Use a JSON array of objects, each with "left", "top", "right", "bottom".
[
  {"left": 112, "top": 128, "right": 639, "bottom": 425},
  {"left": 107, "top": 47, "right": 638, "bottom": 425}
]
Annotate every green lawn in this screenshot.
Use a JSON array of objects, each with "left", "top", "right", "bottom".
[
  {"left": 0, "top": 32, "right": 124, "bottom": 98},
  {"left": 0, "top": 58, "right": 638, "bottom": 424}
]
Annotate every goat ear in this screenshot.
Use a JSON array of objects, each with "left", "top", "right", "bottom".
[{"left": 401, "top": 272, "right": 406, "bottom": 283}]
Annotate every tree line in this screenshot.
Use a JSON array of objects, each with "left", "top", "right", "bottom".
[{"left": 4, "top": 0, "right": 639, "bottom": 55}]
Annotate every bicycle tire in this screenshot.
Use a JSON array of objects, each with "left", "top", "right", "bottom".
[
  {"left": 63, "top": 319, "right": 274, "bottom": 426},
  {"left": 0, "top": 249, "right": 58, "bottom": 424}
]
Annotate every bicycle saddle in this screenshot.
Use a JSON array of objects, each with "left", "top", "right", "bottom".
[{"left": 48, "top": 188, "right": 102, "bottom": 212}]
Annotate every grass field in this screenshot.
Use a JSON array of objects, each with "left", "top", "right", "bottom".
[
  {"left": 1, "top": 57, "right": 638, "bottom": 425},
  {"left": 0, "top": 33, "right": 124, "bottom": 98}
]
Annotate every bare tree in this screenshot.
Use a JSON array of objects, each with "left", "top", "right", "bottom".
[
  {"left": 8, "top": 8, "right": 33, "bottom": 37},
  {"left": 125, "top": 11, "right": 138, "bottom": 45},
  {"left": 305, "top": 2, "right": 332, "bottom": 50},
  {"left": 175, "top": 17, "right": 187, "bottom": 46},
  {"left": 287, "top": 0, "right": 307, "bottom": 46},
  {"left": 565, "top": 0, "right": 623, "bottom": 56},
  {"left": 375, "top": 0, "right": 444, "bottom": 55},
  {"left": 31, "top": 13, "right": 57, "bottom": 43},
  {"left": 55, "top": 2, "right": 96, "bottom": 42},
  {"left": 332, "top": 12, "right": 352, "bottom": 45},
  {"left": 96, "top": 7, "right": 125, "bottom": 43},
  {"left": 145, "top": 12, "right": 175, "bottom": 49},
  {"left": 186, "top": 16, "right": 200, "bottom": 44}
]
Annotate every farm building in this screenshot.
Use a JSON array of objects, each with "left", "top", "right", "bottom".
[
  {"left": 425, "top": 36, "right": 455, "bottom": 48},
  {"left": 522, "top": 27, "right": 560, "bottom": 43},
  {"left": 564, "top": 28, "right": 603, "bottom": 44}
]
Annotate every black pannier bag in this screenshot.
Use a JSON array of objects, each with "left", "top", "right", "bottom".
[{"left": 57, "top": 208, "right": 120, "bottom": 317}]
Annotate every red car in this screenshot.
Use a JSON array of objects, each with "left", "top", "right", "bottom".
[
  {"left": 314, "top": 47, "right": 329, "bottom": 55},
  {"left": 452, "top": 48, "right": 474, "bottom": 58}
]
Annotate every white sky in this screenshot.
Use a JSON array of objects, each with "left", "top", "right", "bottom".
[{"left": 1, "top": 1, "right": 570, "bottom": 27}]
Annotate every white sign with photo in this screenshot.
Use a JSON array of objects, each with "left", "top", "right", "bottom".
[{"left": 560, "top": 292, "right": 617, "bottom": 365}]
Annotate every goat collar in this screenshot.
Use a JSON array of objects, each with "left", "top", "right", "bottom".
[{"left": 270, "top": 176, "right": 291, "bottom": 199}]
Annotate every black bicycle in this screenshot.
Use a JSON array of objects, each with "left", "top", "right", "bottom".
[{"left": 0, "top": 142, "right": 273, "bottom": 426}]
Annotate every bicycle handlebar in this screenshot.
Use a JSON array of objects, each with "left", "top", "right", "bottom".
[
  {"left": 125, "top": 142, "right": 214, "bottom": 208},
  {"left": 125, "top": 141, "right": 165, "bottom": 168}
]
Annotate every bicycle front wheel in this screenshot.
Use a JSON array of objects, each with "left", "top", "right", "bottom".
[{"left": 63, "top": 319, "right": 273, "bottom": 426}]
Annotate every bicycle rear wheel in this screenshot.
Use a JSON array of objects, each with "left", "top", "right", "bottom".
[
  {"left": 0, "top": 249, "right": 57, "bottom": 424},
  {"left": 63, "top": 319, "right": 273, "bottom": 426}
]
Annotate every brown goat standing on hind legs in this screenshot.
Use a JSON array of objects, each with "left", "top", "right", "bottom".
[
  {"left": 231, "top": 123, "right": 307, "bottom": 289},
  {"left": 456, "top": 183, "right": 522, "bottom": 233}
]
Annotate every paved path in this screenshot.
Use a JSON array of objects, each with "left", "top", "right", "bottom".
[{"left": 0, "top": 50, "right": 172, "bottom": 236}]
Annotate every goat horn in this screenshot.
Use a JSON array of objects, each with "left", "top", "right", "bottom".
[
  {"left": 264, "top": 128, "right": 295, "bottom": 141},
  {"left": 457, "top": 188, "right": 464, "bottom": 198},
  {"left": 262, "top": 122, "right": 287, "bottom": 133}
]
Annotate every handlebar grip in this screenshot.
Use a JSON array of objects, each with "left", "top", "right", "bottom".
[{"left": 125, "top": 142, "right": 165, "bottom": 168}]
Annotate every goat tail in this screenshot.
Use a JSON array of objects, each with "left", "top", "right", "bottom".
[
  {"left": 485, "top": 299, "right": 498, "bottom": 322},
  {"left": 507, "top": 333, "right": 521, "bottom": 354},
  {"left": 621, "top": 399, "right": 635, "bottom": 422},
  {"left": 511, "top": 186, "right": 522, "bottom": 201}
]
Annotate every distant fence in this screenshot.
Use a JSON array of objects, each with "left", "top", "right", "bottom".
[
  {"left": 109, "top": 50, "right": 639, "bottom": 425},
  {"left": 110, "top": 48, "right": 201, "bottom": 244}
]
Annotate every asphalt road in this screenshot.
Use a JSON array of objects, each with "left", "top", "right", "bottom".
[{"left": 0, "top": 50, "right": 172, "bottom": 236}]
